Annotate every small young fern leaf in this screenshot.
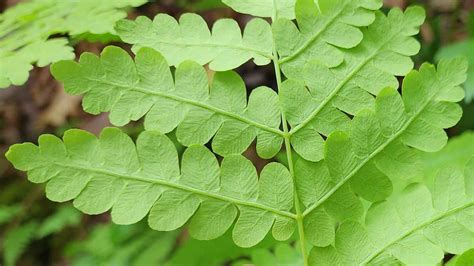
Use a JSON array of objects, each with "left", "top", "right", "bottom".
[
  {"left": 51, "top": 47, "right": 283, "bottom": 158},
  {"left": 309, "top": 158, "right": 474, "bottom": 265},
  {"left": 280, "top": 6, "right": 425, "bottom": 161},
  {"left": 6, "top": 128, "right": 296, "bottom": 248},
  {"left": 299, "top": 58, "right": 467, "bottom": 248},
  {"left": 115, "top": 14, "right": 273, "bottom": 71}
]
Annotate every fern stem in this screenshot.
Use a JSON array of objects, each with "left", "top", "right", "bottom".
[
  {"left": 272, "top": 3, "right": 309, "bottom": 264},
  {"left": 276, "top": 51, "right": 310, "bottom": 266}
]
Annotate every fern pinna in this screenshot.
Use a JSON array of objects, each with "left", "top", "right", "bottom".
[{"left": 6, "top": 0, "right": 473, "bottom": 265}]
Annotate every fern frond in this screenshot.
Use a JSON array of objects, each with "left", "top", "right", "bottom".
[
  {"left": 51, "top": 46, "right": 284, "bottom": 158},
  {"left": 281, "top": 6, "right": 425, "bottom": 161},
  {"left": 0, "top": 0, "right": 147, "bottom": 88},
  {"left": 309, "top": 158, "right": 474, "bottom": 265},
  {"left": 6, "top": 128, "right": 295, "bottom": 247},
  {"left": 115, "top": 14, "right": 273, "bottom": 71},
  {"left": 6, "top": 1, "right": 471, "bottom": 264},
  {"left": 299, "top": 58, "right": 467, "bottom": 247}
]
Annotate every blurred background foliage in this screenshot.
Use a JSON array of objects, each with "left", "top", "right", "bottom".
[{"left": 0, "top": 0, "right": 473, "bottom": 265}]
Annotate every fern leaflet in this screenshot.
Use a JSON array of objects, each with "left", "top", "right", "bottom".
[{"left": 7, "top": 128, "right": 295, "bottom": 247}]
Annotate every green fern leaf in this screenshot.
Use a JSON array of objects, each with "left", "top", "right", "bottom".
[
  {"left": 299, "top": 58, "right": 466, "bottom": 247},
  {"left": 6, "top": 128, "right": 295, "bottom": 247},
  {"left": 115, "top": 14, "right": 273, "bottom": 71},
  {"left": 280, "top": 6, "right": 425, "bottom": 161},
  {"left": 309, "top": 158, "right": 474, "bottom": 265},
  {"left": 51, "top": 46, "right": 283, "bottom": 158},
  {"left": 0, "top": 0, "right": 147, "bottom": 88}
]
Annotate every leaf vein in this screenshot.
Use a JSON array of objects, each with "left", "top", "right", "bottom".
[
  {"left": 55, "top": 162, "right": 297, "bottom": 219},
  {"left": 87, "top": 77, "right": 285, "bottom": 137}
]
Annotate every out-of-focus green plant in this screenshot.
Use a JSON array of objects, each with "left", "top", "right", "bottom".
[
  {"left": 65, "top": 222, "right": 177, "bottom": 266},
  {"left": 435, "top": 11, "right": 474, "bottom": 103},
  {"left": 0, "top": 0, "right": 148, "bottom": 89},
  {"left": 65, "top": 221, "right": 301, "bottom": 266},
  {"left": 0, "top": 205, "right": 81, "bottom": 266}
]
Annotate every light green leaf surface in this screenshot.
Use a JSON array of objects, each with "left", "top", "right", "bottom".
[
  {"left": 0, "top": 0, "right": 147, "bottom": 88},
  {"left": 6, "top": 128, "right": 295, "bottom": 247},
  {"left": 115, "top": 14, "right": 273, "bottom": 71},
  {"left": 309, "top": 159, "right": 474, "bottom": 265}
]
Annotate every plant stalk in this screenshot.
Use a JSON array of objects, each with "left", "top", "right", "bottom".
[{"left": 271, "top": 2, "right": 309, "bottom": 263}]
